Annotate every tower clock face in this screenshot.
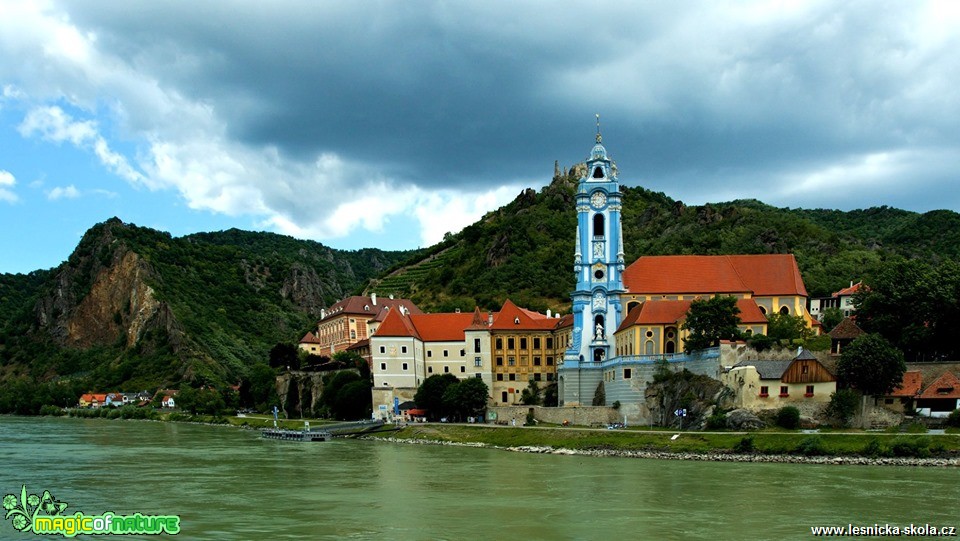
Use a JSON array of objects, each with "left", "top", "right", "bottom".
[{"left": 590, "top": 191, "right": 607, "bottom": 209}]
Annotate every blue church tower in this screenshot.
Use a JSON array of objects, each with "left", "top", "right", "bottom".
[{"left": 559, "top": 121, "right": 626, "bottom": 405}]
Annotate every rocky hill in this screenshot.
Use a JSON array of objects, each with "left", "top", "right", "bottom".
[{"left": 0, "top": 218, "right": 415, "bottom": 390}]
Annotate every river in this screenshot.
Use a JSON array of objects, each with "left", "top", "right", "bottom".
[{"left": 0, "top": 416, "right": 957, "bottom": 540}]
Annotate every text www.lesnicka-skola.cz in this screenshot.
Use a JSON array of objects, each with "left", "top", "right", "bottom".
[{"left": 811, "top": 524, "right": 957, "bottom": 537}]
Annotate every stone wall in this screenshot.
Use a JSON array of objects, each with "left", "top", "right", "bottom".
[{"left": 489, "top": 405, "right": 620, "bottom": 427}]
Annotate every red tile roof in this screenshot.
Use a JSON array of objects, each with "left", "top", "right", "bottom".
[
  {"left": 615, "top": 298, "right": 767, "bottom": 332},
  {"left": 374, "top": 308, "right": 420, "bottom": 339},
  {"left": 319, "top": 295, "right": 422, "bottom": 322},
  {"left": 833, "top": 281, "right": 862, "bottom": 297},
  {"left": 889, "top": 371, "right": 923, "bottom": 398},
  {"left": 919, "top": 371, "right": 960, "bottom": 399},
  {"left": 490, "top": 299, "right": 560, "bottom": 331},
  {"left": 80, "top": 393, "right": 107, "bottom": 403},
  {"left": 623, "top": 254, "right": 808, "bottom": 297},
  {"left": 299, "top": 332, "right": 321, "bottom": 344},
  {"left": 410, "top": 312, "right": 488, "bottom": 342},
  {"left": 829, "top": 317, "right": 865, "bottom": 340}
]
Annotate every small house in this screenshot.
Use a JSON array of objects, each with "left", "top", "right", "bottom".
[
  {"left": 916, "top": 372, "right": 960, "bottom": 418},
  {"left": 723, "top": 348, "right": 836, "bottom": 410}
]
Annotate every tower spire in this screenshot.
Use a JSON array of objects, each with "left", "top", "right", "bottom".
[{"left": 595, "top": 113, "right": 602, "bottom": 143}]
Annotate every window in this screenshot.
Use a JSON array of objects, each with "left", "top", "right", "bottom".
[
  {"left": 475, "top": 373, "right": 482, "bottom": 379},
  {"left": 460, "top": 366, "right": 465, "bottom": 373},
  {"left": 508, "top": 374, "right": 516, "bottom": 381},
  {"left": 759, "top": 386, "right": 769, "bottom": 397},
  {"left": 379, "top": 346, "right": 386, "bottom": 354},
  {"left": 474, "top": 338, "right": 481, "bottom": 353},
  {"left": 546, "top": 373, "right": 553, "bottom": 381},
  {"left": 444, "top": 366, "right": 449, "bottom": 373},
  {"left": 547, "top": 357, "right": 554, "bottom": 366},
  {"left": 496, "top": 374, "right": 504, "bottom": 381},
  {"left": 380, "top": 363, "right": 386, "bottom": 370},
  {"left": 534, "top": 373, "right": 542, "bottom": 381},
  {"left": 779, "top": 386, "right": 789, "bottom": 397},
  {"left": 443, "top": 350, "right": 449, "bottom": 357},
  {"left": 546, "top": 337, "right": 553, "bottom": 349},
  {"left": 508, "top": 357, "right": 515, "bottom": 366},
  {"left": 758, "top": 306, "right": 767, "bottom": 315},
  {"left": 520, "top": 338, "right": 527, "bottom": 349},
  {"left": 496, "top": 338, "right": 503, "bottom": 349},
  {"left": 350, "top": 330, "right": 356, "bottom": 339},
  {"left": 508, "top": 338, "right": 515, "bottom": 349},
  {"left": 779, "top": 306, "right": 790, "bottom": 315},
  {"left": 475, "top": 357, "right": 482, "bottom": 367},
  {"left": 501, "top": 391, "right": 508, "bottom": 403},
  {"left": 496, "top": 357, "right": 503, "bottom": 366},
  {"left": 802, "top": 364, "right": 809, "bottom": 374},
  {"left": 401, "top": 346, "right": 408, "bottom": 354},
  {"left": 460, "top": 349, "right": 465, "bottom": 356},
  {"left": 623, "top": 368, "right": 632, "bottom": 379},
  {"left": 805, "top": 385, "right": 814, "bottom": 397},
  {"left": 428, "top": 366, "right": 433, "bottom": 373},
  {"left": 534, "top": 356, "right": 541, "bottom": 366},
  {"left": 593, "top": 213, "right": 605, "bottom": 237},
  {"left": 402, "top": 363, "right": 408, "bottom": 371},
  {"left": 427, "top": 351, "right": 433, "bottom": 358},
  {"left": 533, "top": 337, "right": 541, "bottom": 349}
]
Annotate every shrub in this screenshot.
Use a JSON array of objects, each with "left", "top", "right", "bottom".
[
  {"left": 862, "top": 438, "right": 884, "bottom": 458},
  {"left": 776, "top": 406, "right": 801, "bottom": 429},
  {"left": 706, "top": 411, "right": 727, "bottom": 430},
  {"left": 946, "top": 409, "right": 960, "bottom": 428},
  {"left": 890, "top": 437, "right": 930, "bottom": 458},
  {"left": 826, "top": 389, "right": 860, "bottom": 427},
  {"left": 733, "top": 436, "right": 754, "bottom": 453},
  {"left": 904, "top": 423, "right": 927, "bottom": 434},
  {"left": 796, "top": 436, "right": 826, "bottom": 456},
  {"left": 39, "top": 405, "right": 65, "bottom": 416}
]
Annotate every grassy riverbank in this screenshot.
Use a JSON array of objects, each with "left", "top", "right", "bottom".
[{"left": 382, "top": 424, "right": 960, "bottom": 459}]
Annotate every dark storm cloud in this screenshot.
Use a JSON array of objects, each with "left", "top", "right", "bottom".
[{"left": 56, "top": 0, "right": 960, "bottom": 211}]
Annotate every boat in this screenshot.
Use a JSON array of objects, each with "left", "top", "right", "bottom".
[{"left": 261, "top": 427, "right": 332, "bottom": 442}]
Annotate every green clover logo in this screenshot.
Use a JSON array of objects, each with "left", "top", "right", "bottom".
[{"left": 3, "top": 485, "right": 68, "bottom": 533}]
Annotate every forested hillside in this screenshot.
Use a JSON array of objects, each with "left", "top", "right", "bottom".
[
  {"left": 368, "top": 171, "right": 960, "bottom": 313},
  {"left": 0, "top": 218, "right": 415, "bottom": 394}
]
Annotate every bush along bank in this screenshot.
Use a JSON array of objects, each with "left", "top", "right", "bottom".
[{"left": 365, "top": 425, "right": 960, "bottom": 466}]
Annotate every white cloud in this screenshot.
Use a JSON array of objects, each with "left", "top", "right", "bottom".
[
  {"left": 47, "top": 184, "right": 80, "bottom": 200},
  {"left": 0, "top": 169, "right": 17, "bottom": 203},
  {"left": 19, "top": 106, "right": 146, "bottom": 184}
]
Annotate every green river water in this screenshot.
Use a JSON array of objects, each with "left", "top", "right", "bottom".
[{"left": 0, "top": 416, "right": 957, "bottom": 540}]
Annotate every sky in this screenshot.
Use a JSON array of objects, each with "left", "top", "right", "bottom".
[{"left": 1, "top": 1, "right": 958, "bottom": 274}]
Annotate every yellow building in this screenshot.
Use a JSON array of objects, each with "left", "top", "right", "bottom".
[{"left": 614, "top": 298, "right": 768, "bottom": 357}]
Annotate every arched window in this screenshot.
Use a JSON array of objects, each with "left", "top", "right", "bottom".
[
  {"left": 758, "top": 306, "right": 767, "bottom": 315},
  {"left": 592, "top": 166, "right": 604, "bottom": 179},
  {"left": 645, "top": 340, "right": 655, "bottom": 355},
  {"left": 627, "top": 301, "right": 640, "bottom": 314},
  {"left": 779, "top": 306, "right": 790, "bottom": 315},
  {"left": 593, "top": 214, "right": 605, "bottom": 238}
]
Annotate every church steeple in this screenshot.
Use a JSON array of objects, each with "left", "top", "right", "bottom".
[{"left": 564, "top": 122, "right": 626, "bottom": 369}]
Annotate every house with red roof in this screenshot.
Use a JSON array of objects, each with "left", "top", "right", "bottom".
[
  {"left": 722, "top": 348, "right": 837, "bottom": 410},
  {"left": 369, "top": 299, "right": 572, "bottom": 418},
  {"left": 882, "top": 370, "right": 923, "bottom": 413},
  {"left": 78, "top": 393, "right": 108, "bottom": 408},
  {"left": 299, "top": 294, "right": 421, "bottom": 357},
  {"left": 809, "top": 281, "right": 863, "bottom": 321},
  {"left": 620, "top": 254, "right": 816, "bottom": 333},
  {"left": 916, "top": 371, "right": 960, "bottom": 417}
]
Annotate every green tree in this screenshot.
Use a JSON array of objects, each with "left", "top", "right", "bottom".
[
  {"left": 240, "top": 363, "right": 279, "bottom": 412},
  {"left": 269, "top": 343, "right": 300, "bottom": 370},
  {"left": 443, "top": 378, "right": 489, "bottom": 421},
  {"left": 332, "top": 380, "right": 372, "bottom": 420},
  {"left": 332, "top": 350, "right": 370, "bottom": 381},
  {"left": 766, "top": 313, "right": 810, "bottom": 344},
  {"left": 285, "top": 380, "right": 300, "bottom": 418},
  {"left": 592, "top": 381, "right": 605, "bottom": 406},
  {"left": 319, "top": 370, "right": 363, "bottom": 416},
  {"left": 819, "top": 307, "right": 844, "bottom": 333},
  {"left": 838, "top": 334, "right": 907, "bottom": 397},
  {"left": 520, "top": 380, "right": 542, "bottom": 406},
  {"left": 826, "top": 388, "right": 861, "bottom": 427},
  {"left": 414, "top": 374, "right": 459, "bottom": 421},
  {"left": 682, "top": 296, "right": 742, "bottom": 352},
  {"left": 542, "top": 382, "right": 559, "bottom": 407}
]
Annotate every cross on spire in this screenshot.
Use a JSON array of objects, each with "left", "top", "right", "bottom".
[{"left": 595, "top": 113, "right": 602, "bottom": 143}]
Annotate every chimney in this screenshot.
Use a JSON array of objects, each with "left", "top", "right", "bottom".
[
  {"left": 850, "top": 281, "right": 853, "bottom": 288},
  {"left": 546, "top": 309, "right": 552, "bottom": 318},
  {"left": 389, "top": 294, "right": 395, "bottom": 300},
  {"left": 455, "top": 308, "right": 461, "bottom": 313},
  {"left": 488, "top": 313, "right": 494, "bottom": 326},
  {"left": 320, "top": 309, "right": 326, "bottom": 320},
  {"left": 555, "top": 313, "right": 560, "bottom": 319},
  {"left": 371, "top": 293, "right": 377, "bottom": 306}
]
